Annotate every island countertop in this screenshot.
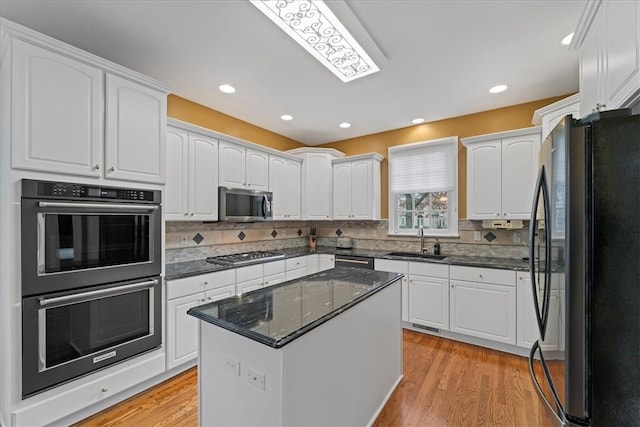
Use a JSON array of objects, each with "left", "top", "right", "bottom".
[{"left": 187, "top": 267, "right": 403, "bottom": 348}]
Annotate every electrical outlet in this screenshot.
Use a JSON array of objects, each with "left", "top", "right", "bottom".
[
  {"left": 283, "top": 229, "right": 287, "bottom": 237},
  {"left": 513, "top": 232, "right": 522, "bottom": 243},
  {"left": 247, "top": 368, "right": 265, "bottom": 390},
  {"left": 474, "top": 231, "right": 481, "bottom": 241},
  {"left": 359, "top": 229, "right": 365, "bottom": 237},
  {"left": 224, "top": 356, "right": 240, "bottom": 376},
  {"left": 372, "top": 230, "right": 377, "bottom": 237},
  {"left": 180, "top": 234, "right": 188, "bottom": 245}
]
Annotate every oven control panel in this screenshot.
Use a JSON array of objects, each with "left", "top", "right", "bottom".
[{"left": 22, "top": 179, "right": 159, "bottom": 202}]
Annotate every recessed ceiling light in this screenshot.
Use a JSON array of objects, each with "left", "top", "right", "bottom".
[
  {"left": 489, "top": 84, "right": 508, "bottom": 94},
  {"left": 561, "top": 32, "right": 574, "bottom": 46},
  {"left": 218, "top": 84, "right": 236, "bottom": 94},
  {"left": 280, "top": 114, "right": 293, "bottom": 121},
  {"left": 412, "top": 118, "right": 425, "bottom": 124},
  {"left": 339, "top": 122, "right": 351, "bottom": 129},
  {"left": 250, "top": 0, "right": 379, "bottom": 82}
]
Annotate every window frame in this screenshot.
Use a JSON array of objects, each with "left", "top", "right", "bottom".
[{"left": 388, "top": 136, "right": 459, "bottom": 237}]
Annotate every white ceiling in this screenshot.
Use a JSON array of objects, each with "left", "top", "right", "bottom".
[{"left": 0, "top": 0, "right": 583, "bottom": 145}]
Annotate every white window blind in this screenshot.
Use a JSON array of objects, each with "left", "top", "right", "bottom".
[{"left": 390, "top": 139, "right": 456, "bottom": 193}]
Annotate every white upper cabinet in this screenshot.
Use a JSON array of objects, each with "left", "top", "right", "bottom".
[
  {"left": 332, "top": 153, "right": 383, "bottom": 220},
  {"left": 9, "top": 34, "right": 168, "bottom": 183},
  {"left": 165, "top": 125, "right": 219, "bottom": 221},
  {"left": 269, "top": 154, "right": 302, "bottom": 220},
  {"left": 532, "top": 93, "right": 581, "bottom": 141},
  {"left": 462, "top": 127, "right": 541, "bottom": 220},
  {"left": 574, "top": 0, "right": 640, "bottom": 117},
  {"left": 219, "top": 141, "right": 269, "bottom": 190},
  {"left": 105, "top": 74, "right": 166, "bottom": 183},
  {"left": 287, "top": 148, "right": 345, "bottom": 220},
  {"left": 11, "top": 38, "right": 104, "bottom": 177}
]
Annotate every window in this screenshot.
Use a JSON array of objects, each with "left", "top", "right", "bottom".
[{"left": 388, "top": 137, "right": 458, "bottom": 236}]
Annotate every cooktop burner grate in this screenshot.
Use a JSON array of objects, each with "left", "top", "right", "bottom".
[{"left": 206, "top": 251, "right": 285, "bottom": 266}]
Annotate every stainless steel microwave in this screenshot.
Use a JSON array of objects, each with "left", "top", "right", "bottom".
[{"left": 219, "top": 187, "right": 273, "bottom": 222}]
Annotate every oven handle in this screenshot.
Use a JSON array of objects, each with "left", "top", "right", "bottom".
[
  {"left": 38, "top": 279, "right": 159, "bottom": 306},
  {"left": 337, "top": 258, "right": 371, "bottom": 265},
  {"left": 38, "top": 202, "right": 158, "bottom": 211}
]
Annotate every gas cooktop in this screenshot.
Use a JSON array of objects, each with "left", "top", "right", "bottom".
[{"left": 206, "top": 251, "right": 285, "bottom": 266}]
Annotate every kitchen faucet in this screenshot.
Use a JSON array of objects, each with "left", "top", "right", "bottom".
[{"left": 418, "top": 226, "right": 425, "bottom": 253}]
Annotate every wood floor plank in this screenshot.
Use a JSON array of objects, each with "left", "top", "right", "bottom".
[{"left": 76, "top": 330, "right": 559, "bottom": 426}]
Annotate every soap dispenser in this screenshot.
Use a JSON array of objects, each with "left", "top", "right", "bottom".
[{"left": 433, "top": 238, "right": 441, "bottom": 255}]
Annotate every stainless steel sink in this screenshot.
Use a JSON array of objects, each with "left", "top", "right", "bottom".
[{"left": 387, "top": 252, "right": 447, "bottom": 260}]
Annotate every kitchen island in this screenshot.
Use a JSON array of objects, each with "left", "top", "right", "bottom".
[{"left": 188, "top": 267, "right": 403, "bottom": 426}]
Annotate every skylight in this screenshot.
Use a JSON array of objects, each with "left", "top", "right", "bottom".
[{"left": 250, "top": 0, "right": 380, "bottom": 82}]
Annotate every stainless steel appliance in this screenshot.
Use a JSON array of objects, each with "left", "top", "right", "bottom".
[
  {"left": 21, "top": 179, "right": 162, "bottom": 296},
  {"left": 334, "top": 254, "right": 374, "bottom": 270},
  {"left": 219, "top": 187, "right": 273, "bottom": 222},
  {"left": 528, "top": 110, "right": 639, "bottom": 426},
  {"left": 21, "top": 179, "right": 162, "bottom": 397},
  {"left": 206, "top": 251, "right": 285, "bottom": 266}
]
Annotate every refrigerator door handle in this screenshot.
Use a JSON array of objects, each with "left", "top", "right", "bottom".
[
  {"left": 528, "top": 341, "right": 567, "bottom": 425},
  {"left": 529, "top": 166, "right": 551, "bottom": 339}
]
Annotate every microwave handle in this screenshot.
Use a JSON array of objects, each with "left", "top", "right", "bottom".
[
  {"left": 262, "top": 194, "right": 269, "bottom": 219},
  {"left": 38, "top": 279, "right": 158, "bottom": 307},
  {"left": 38, "top": 202, "right": 158, "bottom": 211}
]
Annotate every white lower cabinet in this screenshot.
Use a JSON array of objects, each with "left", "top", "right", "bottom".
[
  {"left": 165, "top": 269, "right": 235, "bottom": 370},
  {"left": 516, "top": 271, "right": 565, "bottom": 351},
  {"left": 285, "top": 256, "right": 309, "bottom": 280},
  {"left": 408, "top": 262, "right": 449, "bottom": 330},
  {"left": 374, "top": 259, "right": 409, "bottom": 322},
  {"left": 236, "top": 264, "right": 264, "bottom": 294},
  {"left": 318, "top": 254, "right": 335, "bottom": 271},
  {"left": 449, "top": 266, "right": 516, "bottom": 345},
  {"left": 263, "top": 260, "right": 285, "bottom": 288}
]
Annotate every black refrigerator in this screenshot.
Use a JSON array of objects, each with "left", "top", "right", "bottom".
[{"left": 528, "top": 109, "right": 639, "bottom": 426}]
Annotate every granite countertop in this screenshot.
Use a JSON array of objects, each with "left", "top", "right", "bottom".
[
  {"left": 187, "top": 267, "right": 403, "bottom": 348},
  {"left": 165, "top": 246, "right": 531, "bottom": 281}
]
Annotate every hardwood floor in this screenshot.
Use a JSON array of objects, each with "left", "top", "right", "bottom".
[{"left": 76, "top": 330, "right": 558, "bottom": 426}]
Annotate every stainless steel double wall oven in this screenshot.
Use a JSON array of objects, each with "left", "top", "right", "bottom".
[{"left": 21, "top": 179, "right": 162, "bottom": 398}]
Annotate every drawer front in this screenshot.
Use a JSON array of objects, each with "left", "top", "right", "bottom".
[
  {"left": 450, "top": 265, "right": 515, "bottom": 286},
  {"left": 167, "top": 269, "right": 235, "bottom": 300},
  {"left": 286, "top": 256, "right": 308, "bottom": 271},
  {"left": 236, "top": 264, "right": 263, "bottom": 282},
  {"left": 409, "top": 261, "right": 449, "bottom": 278},
  {"left": 374, "top": 259, "right": 408, "bottom": 274},
  {"left": 263, "top": 259, "right": 285, "bottom": 276}
]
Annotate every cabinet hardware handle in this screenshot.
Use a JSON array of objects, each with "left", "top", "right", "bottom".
[
  {"left": 479, "top": 274, "right": 483, "bottom": 279},
  {"left": 94, "top": 164, "right": 100, "bottom": 171},
  {"left": 108, "top": 166, "right": 115, "bottom": 172},
  {"left": 101, "top": 388, "right": 108, "bottom": 393},
  {"left": 190, "top": 213, "right": 194, "bottom": 216},
  {"left": 200, "top": 298, "right": 206, "bottom": 303},
  {"left": 451, "top": 284, "right": 455, "bottom": 288},
  {"left": 496, "top": 213, "right": 500, "bottom": 216},
  {"left": 504, "top": 213, "right": 508, "bottom": 217},
  {"left": 183, "top": 213, "right": 188, "bottom": 216}
]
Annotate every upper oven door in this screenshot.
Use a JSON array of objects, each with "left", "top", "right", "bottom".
[{"left": 21, "top": 199, "right": 162, "bottom": 296}]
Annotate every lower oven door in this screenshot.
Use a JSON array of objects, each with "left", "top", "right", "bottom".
[{"left": 22, "top": 276, "right": 162, "bottom": 398}]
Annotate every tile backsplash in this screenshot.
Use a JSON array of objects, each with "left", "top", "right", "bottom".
[{"left": 166, "top": 220, "right": 530, "bottom": 263}]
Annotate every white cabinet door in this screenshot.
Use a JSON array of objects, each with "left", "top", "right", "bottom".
[
  {"left": 602, "top": 0, "right": 640, "bottom": 110},
  {"left": 409, "top": 275, "right": 449, "bottom": 330},
  {"left": 246, "top": 148, "right": 269, "bottom": 190},
  {"left": 351, "top": 160, "right": 372, "bottom": 219},
  {"left": 284, "top": 159, "right": 302, "bottom": 219},
  {"left": 166, "top": 292, "right": 206, "bottom": 370},
  {"left": 236, "top": 278, "right": 263, "bottom": 294},
  {"left": 580, "top": 9, "right": 603, "bottom": 118},
  {"left": 165, "top": 128, "right": 189, "bottom": 220},
  {"left": 269, "top": 156, "right": 301, "bottom": 219},
  {"left": 501, "top": 134, "right": 540, "bottom": 219},
  {"left": 219, "top": 141, "right": 246, "bottom": 188},
  {"left": 263, "top": 272, "right": 285, "bottom": 288},
  {"left": 466, "top": 142, "right": 502, "bottom": 219},
  {"left": 105, "top": 74, "right": 166, "bottom": 183},
  {"left": 375, "top": 259, "right": 409, "bottom": 322},
  {"left": 189, "top": 134, "right": 218, "bottom": 220},
  {"left": 11, "top": 38, "right": 104, "bottom": 177},
  {"left": 205, "top": 284, "right": 236, "bottom": 303},
  {"left": 318, "top": 254, "right": 335, "bottom": 271},
  {"left": 304, "top": 153, "right": 334, "bottom": 220},
  {"left": 333, "top": 162, "right": 353, "bottom": 219},
  {"left": 450, "top": 280, "right": 516, "bottom": 345},
  {"left": 516, "top": 273, "right": 539, "bottom": 348}
]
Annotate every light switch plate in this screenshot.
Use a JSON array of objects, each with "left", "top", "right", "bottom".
[{"left": 474, "top": 231, "right": 481, "bottom": 241}]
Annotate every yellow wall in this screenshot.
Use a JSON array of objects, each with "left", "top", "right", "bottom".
[
  {"left": 318, "top": 94, "right": 570, "bottom": 219},
  {"left": 167, "top": 94, "right": 305, "bottom": 151},
  {"left": 168, "top": 93, "right": 571, "bottom": 219}
]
